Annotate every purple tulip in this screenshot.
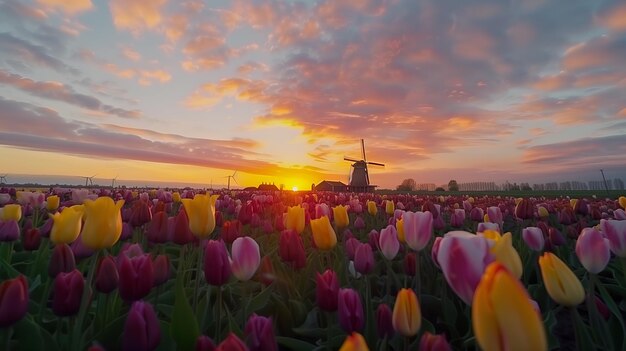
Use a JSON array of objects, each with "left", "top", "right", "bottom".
[
  {"left": 245, "top": 314, "right": 277, "bottom": 351},
  {"left": 522, "top": 227, "right": 545, "bottom": 251},
  {"left": 376, "top": 303, "right": 394, "bottom": 338},
  {"left": 49, "top": 243, "right": 76, "bottom": 278},
  {"left": 576, "top": 227, "right": 610, "bottom": 274},
  {"left": 118, "top": 253, "right": 154, "bottom": 301},
  {"left": 204, "top": 240, "right": 232, "bottom": 286},
  {"left": 338, "top": 288, "right": 364, "bottom": 333},
  {"left": 379, "top": 225, "right": 400, "bottom": 260},
  {"left": 95, "top": 255, "right": 119, "bottom": 294},
  {"left": 316, "top": 269, "right": 339, "bottom": 312},
  {"left": 354, "top": 243, "right": 375, "bottom": 275},
  {"left": 0, "top": 220, "right": 19, "bottom": 242},
  {"left": 122, "top": 301, "right": 161, "bottom": 351},
  {"left": 52, "top": 269, "right": 84, "bottom": 316}
]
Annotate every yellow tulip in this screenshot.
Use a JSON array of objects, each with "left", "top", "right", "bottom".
[
  {"left": 50, "top": 205, "right": 84, "bottom": 244},
  {"left": 619, "top": 196, "right": 626, "bottom": 210},
  {"left": 0, "top": 204, "right": 22, "bottom": 222},
  {"left": 491, "top": 232, "right": 522, "bottom": 279},
  {"left": 172, "top": 192, "right": 181, "bottom": 203},
  {"left": 481, "top": 229, "right": 501, "bottom": 242},
  {"left": 81, "top": 197, "right": 124, "bottom": 249},
  {"left": 473, "top": 262, "right": 547, "bottom": 351},
  {"left": 392, "top": 288, "right": 421, "bottom": 337},
  {"left": 484, "top": 213, "right": 490, "bottom": 222},
  {"left": 333, "top": 205, "right": 349, "bottom": 229},
  {"left": 468, "top": 197, "right": 475, "bottom": 204},
  {"left": 539, "top": 252, "right": 585, "bottom": 306},
  {"left": 285, "top": 205, "right": 305, "bottom": 234},
  {"left": 46, "top": 195, "right": 60, "bottom": 211},
  {"left": 396, "top": 218, "right": 406, "bottom": 243},
  {"left": 537, "top": 206, "right": 549, "bottom": 218},
  {"left": 385, "top": 200, "right": 394, "bottom": 215},
  {"left": 181, "top": 194, "right": 220, "bottom": 239},
  {"left": 367, "top": 201, "right": 377, "bottom": 216},
  {"left": 570, "top": 199, "right": 577, "bottom": 209},
  {"left": 310, "top": 216, "right": 337, "bottom": 251},
  {"left": 339, "top": 332, "right": 369, "bottom": 351}
]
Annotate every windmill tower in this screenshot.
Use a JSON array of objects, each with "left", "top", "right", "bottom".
[
  {"left": 0, "top": 174, "right": 7, "bottom": 185},
  {"left": 343, "top": 139, "right": 385, "bottom": 192},
  {"left": 224, "top": 171, "right": 238, "bottom": 190},
  {"left": 80, "top": 175, "right": 96, "bottom": 186},
  {"left": 111, "top": 175, "right": 118, "bottom": 188}
]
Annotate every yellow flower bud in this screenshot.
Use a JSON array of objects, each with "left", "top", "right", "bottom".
[
  {"left": 392, "top": 288, "right": 421, "bottom": 337},
  {"left": 286, "top": 205, "right": 305, "bottom": 234},
  {"left": 491, "top": 233, "right": 522, "bottom": 279},
  {"left": 181, "top": 194, "right": 220, "bottom": 239},
  {"left": 0, "top": 204, "right": 22, "bottom": 222},
  {"left": 539, "top": 252, "right": 584, "bottom": 306},
  {"left": 310, "top": 216, "right": 337, "bottom": 251},
  {"left": 333, "top": 205, "right": 349, "bottom": 229},
  {"left": 46, "top": 195, "right": 60, "bottom": 211},
  {"left": 50, "top": 205, "right": 84, "bottom": 244},
  {"left": 81, "top": 197, "right": 124, "bottom": 249}
]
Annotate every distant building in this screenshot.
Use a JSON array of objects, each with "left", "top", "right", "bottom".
[
  {"left": 416, "top": 183, "right": 437, "bottom": 191},
  {"left": 614, "top": 178, "right": 624, "bottom": 190},
  {"left": 315, "top": 181, "right": 348, "bottom": 192},
  {"left": 258, "top": 183, "right": 279, "bottom": 191},
  {"left": 458, "top": 182, "right": 499, "bottom": 191},
  {"left": 588, "top": 180, "right": 606, "bottom": 191}
]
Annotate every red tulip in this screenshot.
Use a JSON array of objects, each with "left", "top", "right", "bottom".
[
  {"left": 316, "top": 269, "right": 339, "bottom": 312},
  {"left": 216, "top": 333, "right": 248, "bottom": 351},
  {"left": 0, "top": 275, "right": 29, "bottom": 327},
  {"left": 145, "top": 211, "right": 169, "bottom": 244},
  {"left": 95, "top": 256, "right": 119, "bottom": 294},
  {"left": 172, "top": 208, "right": 194, "bottom": 245},
  {"left": 278, "top": 229, "right": 306, "bottom": 270},
  {"left": 49, "top": 243, "right": 76, "bottom": 278},
  {"left": 52, "top": 269, "right": 84, "bottom": 316},
  {"left": 118, "top": 253, "right": 154, "bottom": 301},
  {"left": 23, "top": 227, "right": 41, "bottom": 251},
  {"left": 204, "top": 240, "right": 231, "bottom": 286},
  {"left": 153, "top": 254, "right": 171, "bottom": 287}
]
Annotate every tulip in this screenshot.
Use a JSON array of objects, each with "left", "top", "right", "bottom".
[
  {"left": 539, "top": 252, "right": 585, "bottom": 306},
  {"left": 95, "top": 256, "right": 119, "bottom": 294},
  {"left": 315, "top": 203, "right": 330, "bottom": 219},
  {"left": 172, "top": 192, "right": 182, "bottom": 203},
  {"left": 0, "top": 220, "right": 19, "bottom": 242},
  {"left": 522, "top": 227, "right": 545, "bottom": 252},
  {"left": 231, "top": 237, "right": 261, "bottom": 281},
  {"left": 48, "top": 243, "right": 76, "bottom": 278},
  {"left": 515, "top": 198, "right": 533, "bottom": 220},
  {"left": 354, "top": 243, "right": 375, "bottom": 275},
  {"left": 255, "top": 255, "right": 275, "bottom": 286},
  {"left": 339, "top": 332, "right": 369, "bottom": 351},
  {"left": 617, "top": 196, "right": 626, "bottom": 210},
  {"left": 469, "top": 207, "right": 484, "bottom": 222},
  {"left": 367, "top": 201, "right": 378, "bottom": 216},
  {"left": 153, "top": 254, "right": 171, "bottom": 286},
  {"left": 0, "top": 275, "right": 29, "bottom": 327},
  {"left": 419, "top": 332, "right": 452, "bottom": 351},
  {"left": 23, "top": 227, "right": 41, "bottom": 250},
  {"left": 122, "top": 301, "right": 161, "bottom": 351},
  {"left": 181, "top": 194, "right": 220, "bottom": 238},
  {"left": 49, "top": 205, "right": 84, "bottom": 244},
  {"left": 245, "top": 314, "right": 277, "bottom": 351},
  {"left": 237, "top": 203, "right": 253, "bottom": 225},
  {"left": 437, "top": 231, "right": 492, "bottom": 305},
  {"left": 316, "top": 269, "right": 339, "bottom": 312},
  {"left": 403, "top": 211, "right": 433, "bottom": 252},
  {"left": 600, "top": 219, "right": 626, "bottom": 257},
  {"left": 379, "top": 225, "right": 400, "bottom": 260},
  {"left": 491, "top": 232, "right": 522, "bottom": 279},
  {"left": 354, "top": 216, "right": 365, "bottom": 230},
  {"left": 392, "top": 288, "right": 421, "bottom": 337},
  {"left": 573, "top": 198, "right": 588, "bottom": 216},
  {"left": 385, "top": 200, "right": 395, "bottom": 215},
  {"left": 404, "top": 252, "right": 416, "bottom": 276},
  {"left": 118, "top": 253, "right": 154, "bottom": 301},
  {"left": 333, "top": 205, "right": 350, "bottom": 229},
  {"left": 46, "top": 195, "right": 60, "bottom": 211},
  {"left": 278, "top": 229, "right": 306, "bottom": 269},
  {"left": 537, "top": 206, "right": 549, "bottom": 218},
  {"left": 615, "top": 209, "right": 626, "bottom": 220},
  {"left": 395, "top": 218, "right": 405, "bottom": 243},
  {"left": 575, "top": 227, "right": 610, "bottom": 274},
  {"left": 0, "top": 194, "right": 10, "bottom": 206},
  {"left": 145, "top": 211, "right": 169, "bottom": 243},
  {"left": 450, "top": 209, "right": 465, "bottom": 228},
  {"left": 486, "top": 206, "right": 503, "bottom": 228},
  {"left": 368, "top": 230, "right": 380, "bottom": 252},
  {"left": 81, "top": 197, "right": 125, "bottom": 249},
  {"left": 128, "top": 200, "right": 152, "bottom": 227},
  {"left": 204, "top": 240, "right": 232, "bottom": 286},
  {"left": 338, "top": 288, "right": 364, "bottom": 333},
  {"left": 52, "top": 269, "right": 84, "bottom": 316},
  {"left": 376, "top": 303, "right": 394, "bottom": 338},
  {"left": 430, "top": 236, "right": 442, "bottom": 268},
  {"left": 310, "top": 216, "right": 337, "bottom": 251},
  {"left": 559, "top": 207, "right": 575, "bottom": 225},
  {"left": 196, "top": 336, "right": 216, "bottom": 351},
  {"left": 472, "top": 262, "right": 547, "bottom": 351},
  {"left": 477, "top": 222, "right": 500, "bottom": 233},
  {"left": 0, "top": 204, "right": 21, "bottom": 222},
  {"left": 172, "top": 208, "right": 194, "bottom": 245},
  {"left": 216, "top": 333, "right": 247, "bottom": 350}
]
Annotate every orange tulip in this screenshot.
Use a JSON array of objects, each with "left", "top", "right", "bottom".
[
  {"left": 339, "top": 332, "right": 369, "bottom": 351},
  {"left": 392, "top": 288, "right": 421, "bottom": 337}
]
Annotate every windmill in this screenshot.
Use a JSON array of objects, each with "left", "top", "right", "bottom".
[
  {"left": 80, "top": 175, "right": 96, "bottom": 186},
  {"left": 224, "top": 171, "right": 238, "bottom": 190},
  {"left": 0, "top": 174, "right": 6, "bottom": 185},
  {"left": 343, "top": 139, "right": 385, "bottom": 192},
  {"left": 111, "top": 175, "right": 118, "bottom": 188}
]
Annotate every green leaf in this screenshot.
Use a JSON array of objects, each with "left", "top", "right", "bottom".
[
  {"left": 276, "top": 336, "right": 318, "bottom": 350},
  {"left": 13, "top": 317, "right": 44, "bottom": 350},
  {"left": 170, "top": 275, "right": 200, "bottom": 351}
]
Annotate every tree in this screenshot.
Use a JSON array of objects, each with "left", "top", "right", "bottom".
[
  {"left": 448, "top": 180, "right": 459, "bottom": 192},
  {"left": 435, "top": 187, "right": 446, "bottom": 192},
  {"left": 396, "top": 178, "right": 417, "bottom": 192}
]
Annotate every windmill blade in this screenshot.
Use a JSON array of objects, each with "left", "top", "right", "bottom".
[
  {"left": 232, "top": 170, "right": 237, "bottom": 177},
  {"left": 361, "top": 139, "right": 367, "bottom": 162},
  {"left": 344, "top": 157, "right": 360, "bottom": 162},
  {"left": 232, "top": 177, "right": 238, "bottom": 185},
  {"left": 367, "top": 161, "right": 385, "bottom": 167}
]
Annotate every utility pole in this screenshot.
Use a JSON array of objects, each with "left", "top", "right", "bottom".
[{"left": 600, "top": 169, "right": 610, "bottom": 196}]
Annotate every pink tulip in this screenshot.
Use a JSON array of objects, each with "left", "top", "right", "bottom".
[
  {"left": 576, "top": 227, "right": 610, "bottom": 274},
  {"left": 522, "top": 227, "right": 545, "bottom": 251},
  {"left": 450, "top": 209, "right": 465, "bottom": 228},
  {"left": 354, "top": 243, "right": 375, "bottom": 275},
  {"left": 615, "top": 209, "right": 626, "bottom": 220},
  {"left": 379, "top": 225, "right": 400, "bottom": 260},
  {"left": 431, "top": 236, "right": 442, "bottom": 268},
  {"left": 477, "top": 222, "right": 499, "bottom": 233},
  {"left": 486, "top": 206, "right": 503, "bottom": 228},
  {"left": 601, "top": 219, "right": 626, "bottom": 257},
  {"left": 436, "top": 231, "right": 492, "bottom": 305},
  {"left": 231, "top": 237, "right": 261, "bottom": 281},
  {"left": 403, "top": 211, "right": 433, "bottom": 251}
]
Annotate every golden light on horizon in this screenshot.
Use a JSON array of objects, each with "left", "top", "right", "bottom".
[{"left": 292, "top": 186, "right": 298, "bottom": 192}]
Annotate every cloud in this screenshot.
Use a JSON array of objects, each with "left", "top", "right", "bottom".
[
  {"left": 0, "top": 70, "right": 141, "bottom": 118},
  {"left": 0, "top": 33, "right": 79, "bottom": 74},
  {"left": 522, "top": 135, "right": 626, "bottom": 169},
  {"left": 37, "top": 0, "right": 93, "bottom": 15},
  {"left": 109, "top": 0, "right": 167, "bottom": 34},
  {"left": 0, "top": 97, "right": 329, "bottom": 177}
]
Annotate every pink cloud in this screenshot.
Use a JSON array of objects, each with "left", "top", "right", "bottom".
[
  {"left": 109, "top": 0, "right": 167, "bottom": 34},
  {"left": 597, "top": 2, "right": 626, "bottom": 32},
  {"left": 37, "top": 0, "right": 92, "bottom": 15}
]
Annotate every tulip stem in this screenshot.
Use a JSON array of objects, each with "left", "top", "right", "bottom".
[
  {"left": 200, "top": 285, "right": 212, "bottom": 333},
  {"left": 193, "top": 240, "right": 204, "bottom": 312},
  {"left": 414, "top": 250, "right": 421, "bottom": 298},
  {"left": 1, "top": 241, "right": 14, "bottom": 265},
  {"left": 36, "top": 277, "right": 52, "bottom": 325},
  {"left": 72, "top": 249, "right": 101, "bottom": 351},
  {"left": 1, "top": 327, "right": 12, "bottom": 351},
  {"left": 216, "top": 286, "right": 223, "bottom": 340}
]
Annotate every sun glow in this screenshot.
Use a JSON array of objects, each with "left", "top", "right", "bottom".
[{"left": 292, "top": 186, "right": 298, "bottom": 192}]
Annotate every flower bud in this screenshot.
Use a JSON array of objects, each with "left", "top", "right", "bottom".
[
  {"left": 49, "top": 243, "right": 76, "bottom": 278},
  {"left": 52, "top": 269, "right": 84, "bottom": 316},
  {"left": 0, "top": 275, "right": 29, "bottom": 327},
  {"left": 122, "top": 301, "right": 161, "bottom": 351}
]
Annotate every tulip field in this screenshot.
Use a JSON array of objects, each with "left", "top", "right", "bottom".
[{"left": 1, "top": 187, "right": 626, "bottom": 351}]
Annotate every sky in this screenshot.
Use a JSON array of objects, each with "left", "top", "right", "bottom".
[{"left": 0, "top": 0, "right": 625, "bottom": 190}]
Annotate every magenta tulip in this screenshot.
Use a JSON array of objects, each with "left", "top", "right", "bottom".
[
  {"left": 204, "top": 240, "right": 232, "bottom": 286},
  {"left": 338, "top": 288, "right": 364, "bottom": 333},
  {"left": 216, "top": 333, "right": 247, "bottom": 351},
  {"left": 195, "top": 336, "right": 216, "bottom": 351},
  {"left": 153, "top": 254, "right": 171, "bottom": 287},
  {"left": 450, "top": 209, "right": 465, "bottom": 228},
  {"left": 576, "top": 227, "right": 610, "bottom": 274},
  {"left": 403, "top": 211, "right": 433, "bottom": 251},
  {"left": 278, "top": 229, "right": 306, "bottom": 270},
  {"left": 486, "top": 206, "right": 503, "bottom": 228},
  {"left": 0, "top": 220, "right": 19, "bottom": 242},
  {"left": 118, "top": 253, "right": 154, "bottom": 301},
  {"left": 95, "top": 256, "right": 119, "bottom": 294},
  {"left": 145, "top": 211, "right": 169, "bottom": 243},
  {"left": 379, "top": 225, "right": 400, "bottom": 260},
  {"left": 376, "top": 303, "right": 394, "bottom": 338},
  {"left": 245, "top": 314, "right": 277, "bottom": 351},
  {"left": 48, "top": 243, "right": 76, "bottom": 278},
  {"left": 436, "top": 231, "right": 492, "bottom": 305},
  {"left": 316, "top": 269, "right": 339, "bottom": 312},
  {"left": 52, "top": 269, "right": 84, "bottom": 316},
  {"left": 354, "top": 243, "right": 375, "bottom": 275}
]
